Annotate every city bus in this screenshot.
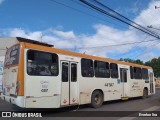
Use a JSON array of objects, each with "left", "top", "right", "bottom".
[{"left": 1, "top": 37, "right": 155, "bottom": 108}]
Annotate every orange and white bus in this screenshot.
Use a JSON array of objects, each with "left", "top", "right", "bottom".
[{"left": 1, "top": 37, "right": 155, "bottom": 108}]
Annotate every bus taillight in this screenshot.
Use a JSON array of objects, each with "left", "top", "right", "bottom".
[{"left": 15, "top": 80, "right": 20, "bottom": 96}]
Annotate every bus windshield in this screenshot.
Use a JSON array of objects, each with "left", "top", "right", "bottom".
[{"left": 4, "top": 44, "right": 20, "bottom": 67}]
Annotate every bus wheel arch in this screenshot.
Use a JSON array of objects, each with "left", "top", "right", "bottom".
[
  {"left": 142, "top": 87, "right": 148, "bottom": 99},
  {"left": 90, "top": 89, "right": 104, "bottom": 108}
]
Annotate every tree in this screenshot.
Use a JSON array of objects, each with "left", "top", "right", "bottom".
[
  {"left": 144, "top": 57, "right": 160, "bottom": 77},
  {"left": 135, "top": 59, "right": 144, "bottom": 65},
  {"left": 119, "top": 58, "right": 144, "bottom": 65}
]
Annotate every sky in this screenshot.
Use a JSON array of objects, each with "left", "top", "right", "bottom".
[{"left": 0, "top": 0, "right": 160, "bottom": 62}]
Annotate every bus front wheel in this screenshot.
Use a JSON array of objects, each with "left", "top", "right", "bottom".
[
  {"left": 91, "top": 90, "right": 103, "bottom": 108},
  {"left": 142, "top": 88, "right": 148, "bottom": 99}
]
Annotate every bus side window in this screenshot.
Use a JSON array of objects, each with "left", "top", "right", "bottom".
[
  {"left": 50, "top": 55, "right": 59, "bottom": 76},
  {"left": 110, "top": 63, "right": 118, "bottom": 78},
  {"left": 142, "top": 68, "right": 149, "bottom": 80},
  {"left": 62, "top": 62, "right": 68, "bottom": 82},
  {"left": 134, "top": 67, "right": 142, "bottom": 79},
  {"left": 94, "top": 60, "right": 110, "bottom": 78},
  {"left": 81, "top": 58, "right": 94, "bottom": 77},
  {"left": 27, "top": 51, "right": 36, "bottom": 75},
  {"left": 130, "top": 66, "right": 134, "bottom": 79},
  {"left": 71, "top": 63, "right": 77, "bottom": 82}
]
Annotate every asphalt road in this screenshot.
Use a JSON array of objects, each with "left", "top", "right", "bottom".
[{"left": 0, "top": 88, "right": 160, "bottom": 120}]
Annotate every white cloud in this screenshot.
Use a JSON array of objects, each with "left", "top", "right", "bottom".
[
  {"left": 115, "top": 0, "right": 144, "bottom": 17},
  {"left": 134, "top": 1, "right": 160, "bottom": 26},
  {"left": 9, "top": 28, "right": 27, "bottom": 37},
  {"left": 0, "top": 0, "right": 5, "bottom": 5},
  {"left": 53, "top": 30, "right": 76, "bottom": 39},
  {"left": 1, "top": 22, "right": 158, "bottom": 61},
  {"left": 79, "top": 24, "right": 139, "bottom": 57},
  {"left": 1, "top": 0, "right": 160, "bottom": 62},
  {"left": 28, "top": 31, "right": 43, "bottom": 40},
  {"left": 1, "top": 25, "right": 140, "bottom": 58},
  {"left": 8, "top": 28, "right": 43, "bottom": 41},
  {"left": 138, "top": 52, "right": 158, "bottom": 62}
]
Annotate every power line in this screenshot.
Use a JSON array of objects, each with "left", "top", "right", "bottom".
[
  {"left": 129, "top": 41, "right": 157, "bottom": 58},
  {"left": 77, "top": 0, "right": 160, "bottom": 59},
  {"left": 69, "top": 0, "right": 126, "bottom": 28},
  {"left": 49, "top": 0, "right": 160, "bottom": 60},
  {"left": 111, "top": 35, "right": 150, "bottom": 58},
  {"left": 141, "top": 0, "right": 160, "bottom": 30},
  {"left": 78, "top": 38, "right": 159, "bottom": 49},
  {"left": 49, "top": 0, "right": 125, "bottom": 28},
  {"left": 119, "top": 40, "right": 158, "bottom": 59},
  {"left": 80, "top": 0, "right": 160, "bottom": 39},
  {"left": 134, "top": 41, "right": 160, "bottom": 59},
  {"left": 87, "top": 0, "right": 160, "bottom": 37},
  {"left": 93, "top": 0, "right": 159, "bottom": 36},
  {"left": 120, "top": 37, "right": 158, "bottom": 59}
]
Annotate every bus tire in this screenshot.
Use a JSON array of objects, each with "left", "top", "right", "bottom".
[
  {"left": 142, "top": 88, "right": 148, "bottom": 99},
  {"left": 91, "top": 90, "right": 103, "bottom": 108}
]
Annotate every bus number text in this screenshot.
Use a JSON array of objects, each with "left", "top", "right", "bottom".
[
  {"left": 41, "top": 89, "right": 48, "bottom": 92},
  {"left": 105, "top": 83, "right": 114, "bottom": 87}
]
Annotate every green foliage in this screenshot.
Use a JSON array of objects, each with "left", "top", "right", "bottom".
[
  {"left": 145, "top": 57, "right": 160, "bottom": 77},
  {"left": 119, "top": 58, "right": 144, "bottom": 65},
  {"left": 119, "top": 57, "right": 160, "bottom": 77}
]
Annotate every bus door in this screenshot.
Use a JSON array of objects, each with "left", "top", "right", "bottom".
[
  {"left": 149, "top": 72, "right": 154, "bottom": 94},
  {"left": 61, "top": 61, "right": 78, "bottom": 106},
  {"left": 120, "top": 68, "right": 128, "bottom": 97}
]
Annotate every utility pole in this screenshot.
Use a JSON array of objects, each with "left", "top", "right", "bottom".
[
  {"left": 147, "top": 5, "right": 160, "bottom": 30},
  {"left": 155, "top": 6, "right": 160, "bottom": 9},
  {"left": 147, "top": 25, "right": 160, "bottom": 30}
]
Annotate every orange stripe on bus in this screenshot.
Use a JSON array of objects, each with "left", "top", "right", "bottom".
[{"left": 17, "top": 43, "right": 25, "bottom": 96}]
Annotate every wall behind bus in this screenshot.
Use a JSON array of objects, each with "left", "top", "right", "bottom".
[
  {"left": 0, "top": 37, "right": 18, "bottom": 56},
  {"left": 0, "top": 56, "right": 4, "bottom": 92}
]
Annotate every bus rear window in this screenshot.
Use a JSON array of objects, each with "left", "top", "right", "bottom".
[
  {"left": 4, "top": 45, "right": 20, "bottom": 67},
  {"left": 27, "top": 50, "right": 59, "bottom": 76}
]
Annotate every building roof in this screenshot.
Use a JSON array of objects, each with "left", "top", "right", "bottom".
[
  {"left": 0, "top": 37, "right": 54, "bottom": 56},
  {"left": 16, "top": 37, "right": 53, "bottom": 47}
]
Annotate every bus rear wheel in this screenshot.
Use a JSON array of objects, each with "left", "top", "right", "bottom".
[
  {"left": 91, "top": 90, "right": 103, "bottom": 108},
  {"left": 142, "top": 88, "right": 148, "bottom": 99}
]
